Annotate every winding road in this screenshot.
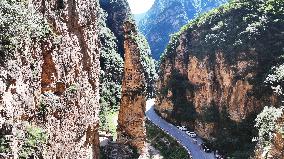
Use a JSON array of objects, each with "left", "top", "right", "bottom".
[{"left": 146, "top": 99, "right": 215, "bottom": 159}]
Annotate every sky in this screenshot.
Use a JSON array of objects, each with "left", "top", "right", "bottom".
[{"left": 127, "top": 0, "right": 155, "bottom": 14}]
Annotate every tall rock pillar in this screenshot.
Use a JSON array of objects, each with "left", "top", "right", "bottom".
[{"left": 117, "top": 21, "right": 147, "bottom": 154}]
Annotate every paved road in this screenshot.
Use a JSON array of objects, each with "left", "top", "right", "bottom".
[{"left": 146, "top": 99, "right": 215, "bottom": 159}]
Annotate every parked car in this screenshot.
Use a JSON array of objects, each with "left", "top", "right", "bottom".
[
  {"left": 186, "top": 131, "right": 197, "bottom": 138},
  {"left": 216, "top": 155, "right": 226, "bottom": 159},
  {"left": 178, "top": 125, "right": 187, "bottom": 131},
  {"left": 214, "top": 150, "right": 227, "bottom": 159},
  {"left": 201, "top": 143, "right": 211, "bottom": 153}
]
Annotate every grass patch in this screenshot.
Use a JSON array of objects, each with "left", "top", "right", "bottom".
[
  {"left": 146, "top": 120, "right": 190, "bottom": 159},
  {"left": 101, "top": 111, "right": 118, "bottom": 141}
]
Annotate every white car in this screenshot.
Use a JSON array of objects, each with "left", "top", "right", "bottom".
[
  {"left": 186, "top": 131, "right": 197, "bottom": 138},
  {"left": 179, "top": 126, "right": 187, "bottom": 131}
]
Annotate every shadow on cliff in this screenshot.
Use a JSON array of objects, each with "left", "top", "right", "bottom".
[
  {"left": 167, "top": 69, "right": 197, "bottom": 122},
  {"left": 205, "top": 108, "right": 258, "bottom": 158}
]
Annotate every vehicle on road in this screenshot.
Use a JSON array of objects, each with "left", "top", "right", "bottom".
[
  {"left": 216, "top": 155, "right": 226, "bottom": 159},
  {"left": 177, "top": 125, "right": 187, "bottom": 131},
  {"left": 146, "top": 100, "right": 216, "bottom": 158},
  {"left": 214, "top": 150, "right": 227, "bottom": 159},
  {"left": 201, "top": 143, "right": 211, "bottom": 153},
  {"left": 186, "top": 131, "right": 197, "bottom": 138}
]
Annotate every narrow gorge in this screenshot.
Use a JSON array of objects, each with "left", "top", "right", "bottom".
[
  {"left": 1, "top": 0, "right": 154, "bottom": 158},
  {"left": 0, "top": 0, "right": 283, "bottom": 159}
]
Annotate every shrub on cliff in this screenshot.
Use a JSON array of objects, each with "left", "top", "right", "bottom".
[
  {"left": 255, "top": 106, "right": 283, "bottom": 147},
  {"left": 266, "top": 63, "right": 284, "bottom": 95},
  {"left": 0, "top": 0, "right": 52, "bottom": 65},
  {"left": 18, "top": 125, "right": 47, "bottom": 159},
  {"left": 254, "top": 56, "right": 284, "bottom": 156}
]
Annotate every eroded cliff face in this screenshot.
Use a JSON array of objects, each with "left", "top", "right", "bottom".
[
  {"left": 157, "top": 37, "right": 281, "bottom": 139},
  {"left": 0, "top": 0, "right": 101, "bottom": 158},
  {"left": 117, "top": 21, "right": 147, "bottom": 154},
  {"left": 156, "top": 0, "right": 283, "bottom": 152},
  {"left": 186, "top": 51, "right": 274, "bottom": 121}
]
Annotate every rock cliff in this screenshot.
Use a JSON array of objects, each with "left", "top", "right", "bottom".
[
  {"left": 0, "top": 0, "right": 101, "bottom": 158},
  {"left": 156, "top": 0, "right": 284, "bottom": 157},
  {"left": 117, "top": 21, "right": 147, "bottom": 154},
  {"left": 137, "top": 0, "right": 227, "bottom": 59}
]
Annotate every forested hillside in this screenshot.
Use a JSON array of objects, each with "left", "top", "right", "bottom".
[{"left": 137, "top": 0, "right": 227, "bottom": 59}]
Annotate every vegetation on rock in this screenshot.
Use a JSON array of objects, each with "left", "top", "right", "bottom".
[
  {"left": 99, "top": 19, "right": 124, "bottom": 130},
  {"left": 1, "top": 0, "right": 102, "bottom": 158},
  {"left": 162, "top": 0, "right": 284, "bottom": 64},
  {"left": 0, "top": 0, "right": 51, "bottom": 157},
  {"left": 18, "top": 125, "right": 47, "bottom": 159},
  {"left": 132, "top": 32, "right": 157, "bottom": 98},
  {"left": 254, "top": 54, "right": 284, "bottom": 158},
  {"left": 98, "top": 0, "right": 157, "bottom": 133},
  {"left": 0, "top": 0, "right": 52, "bottom": 65},
  {"left": 255, "top": 106, "right": 283, "bottom": 147}
]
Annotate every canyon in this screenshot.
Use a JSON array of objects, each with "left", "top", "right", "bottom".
[
  {"left": 0, "top": 0, "right": 152, "bottom": 158},
  {"left": 0, "top": 0, "right": 283, "bottom": 158}
]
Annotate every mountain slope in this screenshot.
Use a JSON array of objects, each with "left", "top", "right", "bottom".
[
  {"left": 156, "top": 0, "right": 284, "bottom": 157},
  {"left": 138, "top": 0, "right": 227, "bottom": 59}
]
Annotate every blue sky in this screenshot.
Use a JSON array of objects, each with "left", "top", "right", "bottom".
[{"left": 127, "top": 0, "right": 155, "bottom": 14}]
